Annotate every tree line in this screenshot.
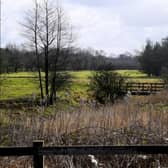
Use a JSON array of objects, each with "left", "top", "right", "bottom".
[
  {"left": 139, "top": 38, "right": 168, "bottom": 76},
  {"left": 0, "top": 45, "right": 140, "bottom": 73}
]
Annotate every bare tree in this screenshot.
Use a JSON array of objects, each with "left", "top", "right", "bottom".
[
  {"left": 49, "top": 6, "right": 73, "bottom": 104},
  {"left": 22, "top": 0, "right": 73, "bottom": 105},
  {"left": 34, "top": 0, "right": 44, "bottom": 100},
  {"left": 37, "top": 0, "right": 58, "bottom": 103},
  {"left": 37, "top": 0, "right": 73, "bottom": 104},
  {"left": 22, "top": 0, "right": 44, "bottom": 100}
]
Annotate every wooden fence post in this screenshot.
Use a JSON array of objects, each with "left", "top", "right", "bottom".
[
  {"left": 150, "top": 83, "right": 153, "bottom": 93},
  {"left": 142, "top": 83, "right": 145, "bottom": 91},
  {"left": 33, "top": 140, "right": 44, "bottom": 168}
]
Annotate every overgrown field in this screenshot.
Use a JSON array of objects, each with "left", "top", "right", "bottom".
[
  {"left": 0, "top": 70, "right": 167, "bottom": 167},
  {"left": 0, "top": 90, "right": 168, "bottom": 167},
  {"left": 0, "top": 70, "right": 162, "bottom": 101}
]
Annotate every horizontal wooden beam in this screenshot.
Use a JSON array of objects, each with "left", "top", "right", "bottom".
[
  {"left": 0, "top": 147, "right": 34, "bottom": 156},
  {"left": 39, "top": 145, "right": 168, "bottom": 155},
  {"left": 0, "top": 145, "right": 168, "bottom": 157}
]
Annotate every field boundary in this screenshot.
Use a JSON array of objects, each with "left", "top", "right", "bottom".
[
  {"left": 0, "top": 141, "right": 168, "bottom": 168},
  {"left": 125, "top": 82, "right": 165, "bottom": 95}
]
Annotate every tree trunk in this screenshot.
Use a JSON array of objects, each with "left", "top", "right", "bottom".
[
  {"left": 35, "top": 0, "right": 44, "bottom": 101},
  {"left": 45, "top": 2, "right": 49, "bottom": 104},
  {"left": 49, "top": 75, "right": 56, "bottom": 105},
  {"left": 36, "top": 47, "right": 44, "bottom": 100},
  {"left": 44, "top": 46, "right": 49, "bottom": 100}
]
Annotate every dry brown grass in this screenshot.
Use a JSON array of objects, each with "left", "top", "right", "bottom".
[{"left": 0, "top": 90, "right": 168, "bottom": 167}]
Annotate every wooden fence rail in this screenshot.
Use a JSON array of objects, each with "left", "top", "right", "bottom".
[
  {"left": 0, "top": 141, "right": 168, "bottom": 168},
  {"left": 124, "top": 82, "right": 165, "bottom": 95}
]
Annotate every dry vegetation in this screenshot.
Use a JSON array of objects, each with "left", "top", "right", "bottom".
[{"left": 0, "top": 90, "right": 168, "bottom": 167}]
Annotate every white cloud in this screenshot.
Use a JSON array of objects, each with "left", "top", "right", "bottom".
[
  {"left": 65, "top": 4, "right": 122, "bottom": 52},
  {"left": 119, "top": 0, "right": 168, "bottom": 27},
  {"left": 2, "top": 0, "right": 168, "bottom": 54}
]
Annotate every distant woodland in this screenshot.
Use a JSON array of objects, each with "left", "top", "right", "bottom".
[{"left": 0, "top": 45, "right": 140, "bottom": 73}]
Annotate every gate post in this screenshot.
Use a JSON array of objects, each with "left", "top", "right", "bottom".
[{"left": 33, "top": 140, "right": 44, "bottom": 168}]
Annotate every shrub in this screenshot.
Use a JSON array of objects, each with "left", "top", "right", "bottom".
[{"left": 89, "top": 71, "right": 127, "bottom": 104}]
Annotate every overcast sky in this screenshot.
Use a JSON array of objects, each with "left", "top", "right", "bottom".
[{"left": 2, "top": 0, "right": 168, "bottom": 55}]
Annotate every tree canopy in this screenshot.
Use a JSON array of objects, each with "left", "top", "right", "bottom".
[{"left": 139, "top": 38, "right": 168, "bottom": 76}]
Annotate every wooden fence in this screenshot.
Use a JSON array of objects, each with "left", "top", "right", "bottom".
[
  {"left": 124, "top": 82, "right": 165, "bottom": 95},
  {"left": 0, "top": 141, "right": 168, "bottom": 168}
]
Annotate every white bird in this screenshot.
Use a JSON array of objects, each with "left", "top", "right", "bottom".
[{"left": 88, "top": 155, "right": 98, "bottom": 167}]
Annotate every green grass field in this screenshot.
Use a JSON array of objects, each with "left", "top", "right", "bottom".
[{"left": 0, "top": 70, "right": 162, "bottom": 101}]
